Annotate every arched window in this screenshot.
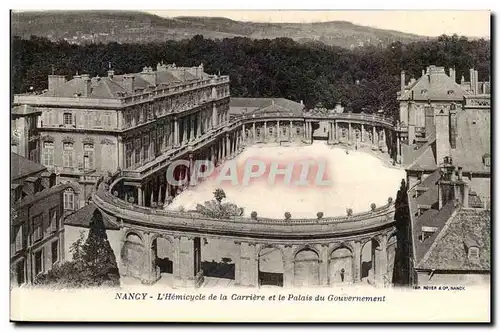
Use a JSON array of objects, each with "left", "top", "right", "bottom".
[{"left": 64, "top": 188, "right": 75, "bottom": 211}]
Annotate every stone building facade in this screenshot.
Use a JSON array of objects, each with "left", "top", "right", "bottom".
[
  {"left": 12, "top": 63, "right": 231, "bottom": 210},
  {"left": 398, "top": 65, "right": 491, "bottom": 286},
  {"left": 10, "top": 153, "right": 70, "bottom": 286}
]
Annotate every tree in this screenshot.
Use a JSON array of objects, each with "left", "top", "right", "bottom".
[
  {"left": 195, "top": 189, "right": 244, "bottom": 219},
  {"left": 34, "top": 209, "right": 120, "bottom": 288},
  {"left": 213, "top": 188, "right": 226, "bottom": 204}
]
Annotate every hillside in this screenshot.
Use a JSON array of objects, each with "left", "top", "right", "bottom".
[{"left": 11, "top": 10, "right": 429, "bottom": 49}]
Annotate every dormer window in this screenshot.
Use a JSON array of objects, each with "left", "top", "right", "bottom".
[
  {"left": 483, "top": 153, "right": 491, "bottom": 167},
  {"left": 419, "top": 226, "right": 438, "bottom": 242},
  {"left": 468, "top": 246, "right": 479, "bottom": 260},
  {"left": 420, "top": 89, "right": 428, "bottom": 95},
  {"left": 447, "top": 90, "right": 455, "bottom": 95}
]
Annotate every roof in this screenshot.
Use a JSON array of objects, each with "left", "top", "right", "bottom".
[
  {"left": 43, "top": 76, "right": 129, "bottom": 99},
  {"left": 406, "top": 143, "right": 437, "bottom": 172},
  {"left": 12, "top": 104, "right": 42, "bottom": 116},
  {"left": 450, "top": 109, "right": 491, "bottom": 173},
  {"left": 11, "top": 153, "right": 46, "bottom": 180},
  {"left": 64, "top": 202, "right": 120, "bottom": 230},
  {"left": 399, "top": 66, "right": 470, "bottom": 102},
  {"left": 230, "top": 98, "right": 305, "bottom": 116},
  {"left": 416, "top": 208, "right": 490, "bottom": 271}
]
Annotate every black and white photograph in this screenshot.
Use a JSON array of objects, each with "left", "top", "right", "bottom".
[{"left": 8, "top": 8, "right": 491, "bottom": 322}]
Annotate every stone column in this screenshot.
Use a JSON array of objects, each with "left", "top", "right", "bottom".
[
  {"left": 182, "top": 118, "right": 188, "bottom": 144},
  {"left": 242, "top": 123, "right": 246, "bottom": 141},
  {"left": 188, "top": 115, "right": 194, "bottom": 142},
  {"left": 335, "top": 121, "right": 339, "bottom": 141},
  {"left": 197, "top": 112, "right": 202, "bottom": 138},
  {"left": 276, "top": 120, "right": 280, "bottom": 140},
  {"left": 234, "top": 241, "right": 242, "bottom": 286},
  {"left": 319, "top": 244, "right": 329, "bottom": 286},
  {"left": 140, "top": 232, "right": 159, "bottom": 285},
  {"left": 376, "top": 235, "right": 388, "bottom": 287},
  {"left": 222, "top": 136, "right": 226, "bottom": 160},
  {"left": 283, "top": 245, "right": 295, "bottom": 288},
  {"left": 212, "top": 104, "right": 218, "bottom": 128},
  {"left": 239, "top": 242, "right": 258, "bottom": 287},
  {"left": 263, "top": 121, "right": 267, "bottom": 141},
  {"left": 353, "top": 240, "right": 362, "bottom": 282},
  {"left": 226, "top": 134, "right": 231, "bottom": 159},
  {"left": 118, "top": 136, "right": 124, "bottom": 169},
  {"left": 396, "top": 135, "right": 401, "bottom": 164},
  {"left": 174, "top": 117, "right": 179, "bottom": 147},
  {"left": 361, "top": 124, "right": 365, "bottom": 142},
  {"left": 372, "top": 126, "right": 377, "bottom": 146},
  {"left": 252, "top": 122, "right": 256, "bottom": 142},
  {"left": 138, "top": 186, "right": 144, "bottom": 206},
  {"left": 289, "top": 121, "right": 293, "bottom": 141},
  {"left": 174, "top": 236, "right": 196, "bottom": 288},
  {"left": 348, "top": 122, "right": 352, "bottom": 143}
]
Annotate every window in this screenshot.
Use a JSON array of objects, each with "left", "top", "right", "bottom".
[
  {"left": 32, "top": 214, "right": 43, "bottom": 243},
  {"left": 468, "top": 247, "right": 479, "bottom": 260},
  {"left": 83, "top": 144, "right": 94, "bottom": 169},
  {"left": 142, "top": 135, "right": 149, "bottom": 161},
  {"left": 94, "top": 113, "right": 102, "bottom": 127},
  {"left": 63, "top": 112, "right": 73, "bottom": 125},
  {"left": 43, "top": 142, "right": 54, "bottom": 167},
  {"left": 49, "top": 208, "right": 58, "bottom": 232},
  {"left": 34, "top": 250, "right": 43, "bottom": 276},
  {"left": 63, "top": 142, "right": 74, "bottom": 167},
  {"left": 125, "top": 141, "right": 133, "bottom": 168},
  {"left": 447, "top": 90, "right": 455, "bottom": 95},
  {"left": 16, "top": 260, "right": 25, "bottom": 286},
  {"left": 296, "top": 127, "right": 301, "bottom": 135},
  {"left": 84, "top": 112, "right": 92, "bottom": 128},
  {"left": 14, "top": 225, "right": 23, "bottom": 252},
  {"left": 134, "top": 138, "right": 141, "bottom": 165},
  {"left": 420, "top": 89, "right": 428, "bottom": 95},
  {"left": 51, "top": 240, "right": 59, "bottom": 266},
  {"left": 64, "top": 189, "right": 75, "bottom": 210},
  {"left": 103, "top": 113, "right": 112, "bottom": 127}
]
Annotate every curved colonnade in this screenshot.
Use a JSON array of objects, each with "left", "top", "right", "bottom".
[{"left": 93, "top": 112, "right": 402, "bottom": 288}]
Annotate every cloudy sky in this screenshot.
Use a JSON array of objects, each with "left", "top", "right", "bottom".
[{"left": 147, "top": 10, "right": 490, "bottom": 38}]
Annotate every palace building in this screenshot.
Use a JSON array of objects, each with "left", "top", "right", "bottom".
[
  {"left": 398, "top": 65, "right": 491, "bottom": 286},
  {"left": 12, "top": 63, "right": 231, "bottom": 210}
]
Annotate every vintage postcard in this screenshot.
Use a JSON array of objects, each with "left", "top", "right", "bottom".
[{"left": 9, "top": 9, "right": 491, "bottom": 322}]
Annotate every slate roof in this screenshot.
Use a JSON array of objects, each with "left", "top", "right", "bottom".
[
  {"left": 450, "top": 109, "right": 491, "bottom": 173},
  {"left": 230, "top": 98, "right": 305, "bottom": 116},
  {"left": 399, "top": 66, "right": 470, "bottom": 102},
  {"left": 12, "top": 104, "right": 42, "bottom": 116},
  {"left": 11, "top": 152, "right": 46, "bottom": 180},
  {"left": 43, "top": 76, "right": 129, "bottom": 98},
  {"left": 64, "top": 202, "right": 120, "bottom": 230},
  {"left": 416, "top": 208, "right": 491, "bottom": 271}
]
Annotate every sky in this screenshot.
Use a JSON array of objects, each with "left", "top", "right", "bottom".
[{"left": 147, "top": 10, "right": 491, "bottom": 38}]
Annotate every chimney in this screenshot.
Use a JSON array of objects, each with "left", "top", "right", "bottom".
[
  {"left": 48, "top": 75, "right": 67, "bottom": 91},
  {"left": 469, "top": 68, "right": 476, "bottom": 94},
  {"left": 435, "top": 108, "right": 451, "bottom": 166},
  {"left": 400, "top": 70, "right": 406, "bottom": 93},
  {"left": 300, "top": 100, "right": 304, "bottom": 105},
  {"left": 461, "top": 75, "right": 465, "bottom": 84},
  {"left": 81, "top": 74, "right": 91, "bottom": 97},
  {"left": 122, "top": 75, "right": 136, "bottom": 93},
  {"left": 107, "top": 70, "right": 115, "bottom": 79},
  {"left": 474, "top": 69, "right": 479, "bottom": 95},
  {"left": 408, "top": 102, "right": 416, "bottom": 144},
  {"left": 449, "top": 68, "right": 456, "bottom": 83},
  {"left": 449, "top": 104, "right": 457, "bottom": 149},
  {"left": 422, "top": 69, "right": 425, "bottom": 77},
  {"left": 424, "top": 104, "right": 435, "bottom": 138},
  {"left": 140, "top": 67, "right": 158, "bottom": 86},
  {"left": 24, "top": 177, "right": 39, "bottom": 196}
]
